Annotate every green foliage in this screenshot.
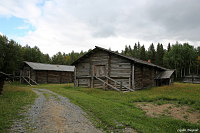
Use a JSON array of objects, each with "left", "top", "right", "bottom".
[
  {"left": 0, "top": 83, "right": 36, "bottom": 132},
  {"left": 156, "top": 43, "right": 165, "bottom": 66},
  {"left": 163, "top": 42, "right": 198, "bottom": 78},
  {"left": 36, "top": 83, "right": 200, "bottom": 132},
  {"left": 1, "top": 34, "right": 199, "bottom": 79},
  {"left": 148, "top": 43, "right": 156, "bottom": 63},
  {"left": 51, "top": 50, "right": 85, "bottom": 65},
  {"left": 0, "top": 35, "right": 85, "bottom": 74},
  {"left": 121, "top": 41, "right": 199, "bottom": 79}
]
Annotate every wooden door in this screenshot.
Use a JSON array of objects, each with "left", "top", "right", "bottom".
[{"left": 94, "top": 65, "right": 106, "bottom": 77}]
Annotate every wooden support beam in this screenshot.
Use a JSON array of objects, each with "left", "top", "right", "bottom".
[
  {"left": 120, "top": 81, "right": 122, "bottom": 91},
  {"left": 36, "top": 71, "right": 38, "bottom": 83},
  {"left": 91, "top": 66, "right": 94, "bottom": 88},
  {"left": 107, "top": 53, "right": 111, "bottom": 90},
  {"left": 74, "top": 67, "right": 77, "bottom": 87},
  {"left": 89, "top": 56, "right": 93, "bottom": 88},
  {"left": 132, "top": 64, "right": 135, "bottom": 90},
  {"left": 28, "top": 71, "right": 31, "bottom": 83}
]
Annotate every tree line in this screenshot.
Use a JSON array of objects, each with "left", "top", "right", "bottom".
[
  {"left": 0, "top": 35, "right": 86, "bottom": 74},
  {"left": 0, "top": 34, "right": 200, "bottom": 79},
  {"left": 122, "top": 42, "right": 200, "bottom": 79}
]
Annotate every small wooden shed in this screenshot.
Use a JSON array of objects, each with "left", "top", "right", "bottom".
[
  {"left": 21, "top": 61, "right": 75, "bottom": 85},
  {"left": 72, "top": 46, "right": 174, "bottom": 91},
  {"left": 155, "top": 70, "right": 174, "bottom": 86}
]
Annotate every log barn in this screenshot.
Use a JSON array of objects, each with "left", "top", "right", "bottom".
[
  {"left": 72, "top": 46, "right": 174, "bottom": 91},
  {"left": 21, "top": 61, "right": 74, "bottom": 85}
]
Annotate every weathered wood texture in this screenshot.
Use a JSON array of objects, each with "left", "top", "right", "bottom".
[
  {"left": 76, "top": 50, "right": 132, "bottom": 89},
  {"left": 22, "top": 64, "right": 74, "bottom": 84},
  {"left": 134, "top": 64, "right": 163, "bottom": 89},
  {"left": 74, "top": 47, "right": 173, "bottom": 91}
]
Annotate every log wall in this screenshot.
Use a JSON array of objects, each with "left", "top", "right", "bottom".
[
  {"left": 134, "top": 64, "right": 162, "bottom": 89},
  {"left": 75, "top": 49, "right": 165, "bottom": 90},
  {"left": 76, "top": 50, "right": 132, "bottom": 89},
  {"left": 22, "top": 65, "right": 73, "bottom": 84}
]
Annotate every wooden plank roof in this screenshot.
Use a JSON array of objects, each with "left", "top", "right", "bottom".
[
  {"left": 72, "top": 46, "right": 168, "bottom": 70},
  {"left": 24, "top": 61, "right": 75, "bottom": 72},
  {"left": 155, "top": 70, "right": 174, "bottom": 79}
]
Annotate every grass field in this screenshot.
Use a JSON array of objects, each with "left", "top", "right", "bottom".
[
  {"left": 0, "top": 83, "right": 36, "bottom": 132},
  {"left": 1, "top": 82, "right": 199, "bottom": 132},
  {"left": 35, "top": 82, "right": 200, "bottom": 132}
]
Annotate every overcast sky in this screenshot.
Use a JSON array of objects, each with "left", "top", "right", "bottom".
[{"left": 0, "top": 0, "right": 199, "bottom": 56}]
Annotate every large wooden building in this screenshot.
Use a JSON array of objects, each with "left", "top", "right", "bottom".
[
  {"left": 21, "top": 61, "right": 74, "bottom": 85},
  {"left": 72, "top": 46, "right": 174, "bottom": 91}
]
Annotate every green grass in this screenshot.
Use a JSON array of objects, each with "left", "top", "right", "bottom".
[
  {"left": 0, "top": 83, "right": 36, "bottom": 132},
  {"left": 35, "top": 82, "right": 200, "bottom": 132}
]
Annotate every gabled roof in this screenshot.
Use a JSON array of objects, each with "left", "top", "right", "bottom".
[
  {"left": 72, "top": 46, "right": 167, "bottom": 70},
  {"left": 24, "top": 61, "right": 75, "bottom": 72},
  {"left": 155, "top": 70, "right": 174, "bottom": 79}
]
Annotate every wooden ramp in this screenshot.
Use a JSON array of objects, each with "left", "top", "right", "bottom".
[{"left": 94, "top": 76, "right": 134, "bottom": 92}]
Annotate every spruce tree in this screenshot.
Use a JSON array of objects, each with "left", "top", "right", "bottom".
[{"left": 140, "top": 45, "right": 146, "bottom": 61}]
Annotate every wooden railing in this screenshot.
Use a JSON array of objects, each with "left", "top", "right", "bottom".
[
  {"left": 94, "top": 76, "right": 134, "bottom": 92},
  {"left": 22, "top": 76, "right": 32, "bottom": 86},
  {"left": 94, "top": 76, "right": 120, "bottom": 91},
  {"left": 104, "top": 76, "right": 134, "bottom": 91}
]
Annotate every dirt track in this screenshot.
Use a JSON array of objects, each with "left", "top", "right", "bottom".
[{"left": 10, "top": 88, "right": 102, "bottom": 133}]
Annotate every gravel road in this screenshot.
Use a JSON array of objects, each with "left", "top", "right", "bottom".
[{"left": 10, "top": 88, "right": 102, "bottom": 133}]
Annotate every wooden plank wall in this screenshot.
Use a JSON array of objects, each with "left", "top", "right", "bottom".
[
  {"left": 75, "top": 49, "right": 166, "bottom": 90},
  {"left": 34, "top": 71, "right": 73, "bottom": 84},
  {"left": 110, "top": 54, "right": 131, "bottom": 88},
  {"left": 37, "top": 71, "right": 48, "bottom": 83},
  {"left": 76, "top": 58, "right": 90, "bottom": 77},
  {"left": 134, "top": 64, "right": 163, "bottom": 89},
  {"left": 91, "top": 50, "right": 109, "bottom": 89},
  {"left": 22, "top": 64, "right": 74, "bottom": 84},
  {"left": 76, "top": 50, "right": 132, "bottom": 89}
]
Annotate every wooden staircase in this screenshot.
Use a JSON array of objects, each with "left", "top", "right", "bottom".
[
  {"left": 21, "top": 76, "right": 38, "bottom": 86},
  {"left": 94, "top": 76, "right": 134, "bottom": 92}
]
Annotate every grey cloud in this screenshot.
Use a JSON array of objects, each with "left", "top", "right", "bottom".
[{"left": 59, "top": 0, "right": 200, "bottom": 42}]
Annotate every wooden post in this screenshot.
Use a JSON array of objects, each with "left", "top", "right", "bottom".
[
  {"left": 107, "top": 53, "right": 111, "bottom": 90},
  {"left": 36, "top": 71, "right": 38, "bottom": 83},
  {"left": 103, "top": 82, "right": 106, "bottom": 90},
  {"left": 120, "top": 81, "right": 122, "bottom": 91},
  {"left": 91, "top": 66, "right": 94, "bottom": 88},
  {"left": 29, "top": 71, "right": 31, "bottom": 84},
  {"left": 132, "top": 64, "right": 135, "bottom": 90},
  {"left": 74, "top": 67, "right": 76, "bottom": 87}
]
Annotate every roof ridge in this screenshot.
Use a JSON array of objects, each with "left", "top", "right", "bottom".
[
  {"left": 94, "top": 46, "right": 167, "bottom": 70},
  {"left": 24, "top": 61, "right": 73, "bottom": 67}
]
